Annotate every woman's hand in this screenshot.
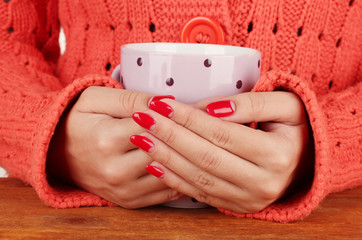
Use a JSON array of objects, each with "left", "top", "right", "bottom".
[
  {"left": 131, "top": 92, "right": 313, "bottom": 213},
  {"left": 47, "top": 87, "right": 182, "bottom": 209}
]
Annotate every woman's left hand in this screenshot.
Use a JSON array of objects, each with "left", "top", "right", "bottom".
[{"left": 131, "top": 92, "right": 312, "bottom": 213}]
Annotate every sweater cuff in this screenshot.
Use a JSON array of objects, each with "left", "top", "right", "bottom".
[
  {"left": 219, "top": 70, "right": 332, "bottom": 222},
  {"left": 31, "top": 74, "right": 121, "bottom": 208}
]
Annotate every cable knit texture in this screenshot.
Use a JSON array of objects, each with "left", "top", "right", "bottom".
[{"left": 0, "top": 0, "right": 361, "bottom": 222}]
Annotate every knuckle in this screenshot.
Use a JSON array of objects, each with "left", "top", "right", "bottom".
[
  {"left": 270, "top": 152, "right": 294, "bottom": 173},
  {"left": 181, "top": 108, "right": 197, "bottom": 129},
  {"left": 92, "top": 132, "right": 115, "bottom": 155},
  {"left": 247, "top": 93, "right": 266, "bottom": 117},
  {"left": 195, "top": 191, "right": 210, "bottom": 204},
  {"left": 257, "top": 179, "right": 284, "bottom": 201},
  {"left": 115, "top": 189, "right": 138, "bottom": 209},
  {"left": 211, "top": 126, "right": 231, "bottom": 147},
  {"left": 159, "top": 146, "right": 173, "bottom": 166},
  {"left": 276, "top": 156, "right": 294, "bottom": 173},
  {"left": 168, "top": 178, "right": 182, "bottom": 191},
  {"left": 167, "top": 190, "right": 182, "bottom": 202},
  {"left": 118, "top": 90, "right": 139, "bottom": 113},
  {"left": 99, "top": 165, "right": 125, "bottom": 186},
  {"left": 163, "top": 127, "right": 177, "bottom": 146},
  {"left": 194, "top": 172, "right": 214, "bottom": 190},
  {"left": 196, "top": 150, "right": 220, "bottom": 171}
]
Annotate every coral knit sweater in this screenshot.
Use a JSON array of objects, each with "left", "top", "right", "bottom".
[{"left": 0, "top": 0, "right": 361, "bottom": 222}]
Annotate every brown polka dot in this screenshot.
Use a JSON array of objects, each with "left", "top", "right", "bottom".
[
  {"left": 166, "top": 77, "right": 174, "bottom": 86},
  {"left": 236, "top": 80, "right": 243, "bottom": 89},
  {"left": 204, "top": 59, "right": 212, "bottom": 67},
  {"left": 137, "top": 57, "right": 143, "bottom": 66}
]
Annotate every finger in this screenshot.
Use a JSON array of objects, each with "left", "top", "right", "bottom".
[
  {"left": 94, "top": 150, "right": 153, "bottom": 188},
  {"left": 146, "top": 101, "right": 277, "bottom": 165},
  {"left": 118, "top": 188, "right": 183, "bottom": 209},
  {"left": 131, "top": 109, "right": 263, "bottom": 185},
  {"left": 76, "top": 87, "right": 153, "bottom": 118},
  {"left": 139, "top": 132, "right": 252, "bottom": 200},
  {"left": 116, "top": 149, "right": 154, "bottom": 176},
  {"left": 112, "top": 165, "right": 182, "bottom": 209},
  {"left": 148, "top": 161, "right": 254, "bottom": 213},
  {"left": 100, "top": 117, "right": 147, "bottom": 152},
  {"left": 207, "top": 91, "right": 306, "bottom": 125},
  {"left": 123, "top": 174, "right": 171, "bottom": 197}
]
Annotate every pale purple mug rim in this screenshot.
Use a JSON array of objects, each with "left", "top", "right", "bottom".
[{"left": 121, "top": 42, "right": 260, "bottom": 57}]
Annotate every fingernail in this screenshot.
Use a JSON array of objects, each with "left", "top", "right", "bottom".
[
  {"left": 145, "top": 165, "right": 164, "bottom": 178},
  {"left": 148, "top": 95, "right": 175, "bottom": 105},
  {"left": 132, "top": 112, "right": 156, "bottom": 131},
  {"left": 130, "top": 135, "right": 154, "bottom": 153},
  {"left": 206, "top": 100, "right": 236, "bottom": 117},
  {"left": 149, "top": 100, "right": 174, "bottom": 118}
]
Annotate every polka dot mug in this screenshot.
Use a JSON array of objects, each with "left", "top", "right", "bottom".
[
  {"left": 112, "top": 42, "right": 261, "bottom": 208},
  {"left": 112, "top": 42, "right": 261, "bottom": 104}
]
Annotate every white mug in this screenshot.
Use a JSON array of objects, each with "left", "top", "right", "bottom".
[{"left": 112, "top": 42, "right": 261, "bottom": 208}]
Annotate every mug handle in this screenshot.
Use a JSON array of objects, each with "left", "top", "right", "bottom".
[{"left": 111, "top": 64, "right": 121, "bottom": 83}]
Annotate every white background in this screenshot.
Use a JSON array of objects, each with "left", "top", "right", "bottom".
[{"left": 0, "top": 29, "right": 66, "bottom": 178}]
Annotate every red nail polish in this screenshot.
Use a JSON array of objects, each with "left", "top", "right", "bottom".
[
  {"left": 149, "top": 100, "right": 174, "bottom": 118},
  {"left": 132, "top": 112, "right": 156, "bottom": 130},
  {"left": 130, "top": 135, "right": 154, "bottom": 153},
  {"left": 148, "top": 95, "right": 175, "bottom": 105},
  {"left": 206, "top": 100, "right": 236, "bottom": 117},
  {"left": 145, "top": 165, "right": 164, "bottom": 178}
]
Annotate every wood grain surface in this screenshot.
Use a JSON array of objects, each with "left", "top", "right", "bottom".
[{"left": 0, "top": 178, "right": 361, "bottom": 240}]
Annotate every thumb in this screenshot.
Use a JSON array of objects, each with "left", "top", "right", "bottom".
[
  {"left": 75, "top": 87, "right": 152, "bottom": 118},
  {"left": 207, "top": 91, "right": 306, "bottom": 125}
]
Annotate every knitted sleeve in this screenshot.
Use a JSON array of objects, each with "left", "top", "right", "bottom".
[
  {"left": 219, "top": 70, "right": 362, "bottom": 222},
  {"left": 0, "top": 0, "right": 120, "bottom": 207}
]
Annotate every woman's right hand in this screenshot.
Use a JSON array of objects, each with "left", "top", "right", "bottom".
[{"left": 47, "top": 87, "right": 182, "bottom": 209}]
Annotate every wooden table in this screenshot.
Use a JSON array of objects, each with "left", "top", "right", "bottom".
[{"left": 0, "top": 178, "right": 361, "bottom": 240}]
